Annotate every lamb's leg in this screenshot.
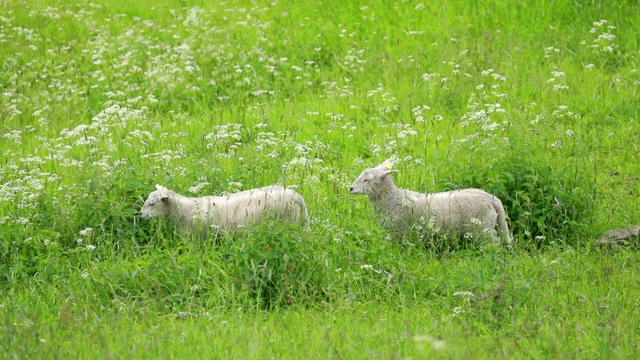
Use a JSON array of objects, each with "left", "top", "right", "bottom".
[
  {"left": 493, "top": 200, "right": 512, "bottom": 244},
  {"left": 485, "top": 228, "right": 500, "bottom": 243}
]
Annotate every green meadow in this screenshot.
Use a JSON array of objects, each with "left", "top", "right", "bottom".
[{"left": 1, "top": 0, "right": 639, "bottom": 358}]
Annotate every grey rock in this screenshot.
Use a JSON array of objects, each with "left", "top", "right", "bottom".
[{"left": 595, "top": 226, "right": 640, "bottom": 245}]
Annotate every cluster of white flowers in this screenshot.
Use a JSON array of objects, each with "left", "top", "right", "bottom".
[
  {"left": 548, "top": 70, "right": 570, "bottom": 91},
  {"left": 204, "top": 123, "right": 243, "bottom": 157},
  {"left": 360, "top": 264, "right": 383, "bottom": 274},
  {"left": 587, "top": 19, "right": 617, "bottom": 53}
]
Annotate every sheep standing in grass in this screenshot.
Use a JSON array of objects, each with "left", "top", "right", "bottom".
[
  {"left": 140, "top": 184, "right": 310, "bottom": 236},
  {"left": 349, "top": 159, "right": 512, "bottom": 244}
]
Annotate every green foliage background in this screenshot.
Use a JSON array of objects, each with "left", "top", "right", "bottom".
[{"left": 0, "top": 0, "right": 639, "bottom": 358}]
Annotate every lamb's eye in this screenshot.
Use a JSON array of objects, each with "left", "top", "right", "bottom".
[{"left": 363, "top": 179, "right": 370, "bottom": 183}]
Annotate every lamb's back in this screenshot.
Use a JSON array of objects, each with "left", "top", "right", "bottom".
[{"left": 425, "top": 190, "right": 498, "bottom": 228}]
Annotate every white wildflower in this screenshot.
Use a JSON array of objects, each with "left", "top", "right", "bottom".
[
  {"left": 453, "top": 291, "right": 474, "bottom": 298},
  {"left": 79, "top": 227, "right": 93, "bottom": 237}
]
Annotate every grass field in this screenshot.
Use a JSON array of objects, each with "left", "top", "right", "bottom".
[{"left": 1, "top": 0, "right": 639, "bottom": 358}]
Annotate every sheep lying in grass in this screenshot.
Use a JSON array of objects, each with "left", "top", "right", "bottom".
[
  {"left": 140, "top": 184, "right": 310, "bottom": 236},
  {"left": 349, "top": 159, "right": 512, "bottom": 244}
]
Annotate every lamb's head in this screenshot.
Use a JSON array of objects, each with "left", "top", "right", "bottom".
[
  {"left": 140, "top": 184, "right": 173, "bottom": 219},
  {"left": 349, "top": 159, "right": 396, "bottom": 196}
]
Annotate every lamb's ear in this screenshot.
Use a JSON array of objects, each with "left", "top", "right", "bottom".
[
  {"left": 378, "top": 158, "right": 394, "bottom": 170},
  {"left": 155, "top": 184, "right": 170, "bottom": 201},
  {"left": 376, "top": 159, "right": 396, "bottom": 176}
]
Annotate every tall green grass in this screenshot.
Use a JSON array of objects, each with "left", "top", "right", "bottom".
[{"left": 1, "top": 0, "right": 639, "bottom": 358}]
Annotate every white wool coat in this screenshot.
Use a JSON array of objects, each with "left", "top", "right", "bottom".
[
  {"left": 350, "top": 159, "right": 512, "bottom": 243},
  {"left": 141, "top": 184, "right": 310, "bottom": 235}
]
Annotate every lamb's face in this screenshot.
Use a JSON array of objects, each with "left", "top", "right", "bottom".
[
  {"left": 350, "top": 169, "right": 372, "bottom": 195},
  {"left": 349, "top": 168, "right": 385, "bottom": 195},
  {"left": 350, "top": 160, "right": 395, "bottom": 196},
  {"left": 140, "top": 191, "right": 169, "bottom": 219}
]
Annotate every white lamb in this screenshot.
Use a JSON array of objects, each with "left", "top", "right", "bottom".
[
  {"left": 349, "top": 159, "right": 512, "bottom": 244},
  {"left": 140, "top": 184, "right": 310, "bottom": 236}
]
